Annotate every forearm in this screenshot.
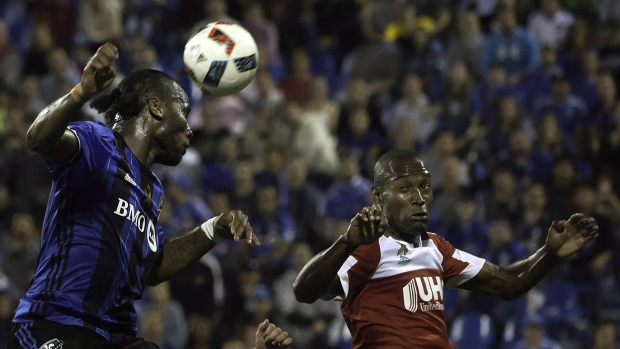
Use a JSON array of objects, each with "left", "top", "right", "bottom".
[
  {"left": 26, "top": 87, "right": 84, "bottom": 152},
  {"left": 146, "top": 227, "right": 216, "bottom": 285},
  {"left": 493, "top": 245, "right": 559, "bottom": 300},
  {"left": 293, "top": 235, "right": 357, "bottom": 303}
]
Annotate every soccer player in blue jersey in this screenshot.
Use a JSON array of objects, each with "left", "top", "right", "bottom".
[{"left": 8, "top": 43, "right": 260, "bottom": 349}]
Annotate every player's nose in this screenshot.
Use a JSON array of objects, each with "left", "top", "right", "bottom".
[{"left": 186, "top": 126, "right": 193, "bottom": 139}]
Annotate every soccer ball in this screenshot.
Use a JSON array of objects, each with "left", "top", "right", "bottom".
[{"left": 184, "top": 22, "right": 259, "bottom": 96}]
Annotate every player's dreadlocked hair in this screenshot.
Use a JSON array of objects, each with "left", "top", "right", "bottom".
[{"left": 90, "top": 69, "right": 175, "bottom": 127}]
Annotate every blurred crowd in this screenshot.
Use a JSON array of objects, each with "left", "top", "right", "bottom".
[{"left": 1, "top": 0, "right": 620, "bottom": 348}]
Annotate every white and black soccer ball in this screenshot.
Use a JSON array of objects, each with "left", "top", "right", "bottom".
[{"left": 184, "top": 22, "right": 259, "bottom": 96}]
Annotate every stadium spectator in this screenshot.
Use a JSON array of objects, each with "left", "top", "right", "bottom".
[
  {"left": 339, "top": 108, "right": 382, "bottom": 179},
  {"left": 247, "top": 184, "right": 295, "bottom": 280},
  {"left": 280, "top": 155, "right": 322, "bottom": 247},
  {"left": 77, "top": 0, "right": 123, "bottom": 49},
  {"left": 527, "top": 0, "right": 574, "bottom": 49},
  {"left": 446, "top": 10, "right": 486, "bottom": 79},
  {"left": 303, "top": 76, "right": 340, "bottom": 135},
  {"left": 383, "top": 73, "right": 437, "bottom": 149},
  {"left": 319, "top": 151, "right": 372, "bottom": 244},
  {"left": 163, "top": 174, "right": 213, "bottom": 239},
  {"left": 533, "top": 71, "right": 588, "bottom": 142},
  {"left": 273, "top": 242, "right": 338, "bottom": 349},
  {"left": 515, "top": 182, "right": 552, "bottom": 254},
  {"left": 482, "top": 5, "right": 540, "bottom": 84},
  {"left": 1, "top": 211, "right": 39, "bottom": 300},
  {"left": 0, "top": 20, "right": 21, "bottom": 89},
  {"left": 139, "top": 282, "right": 188, "bottom": 349},
  {"left": 279, "top": 47, "right": 315, "bottom": 106},
  {"left": 506, "top": 314, "right": 562, "bottom": 349},
  {"left": 398, "top": 16, "right": 446, "bottom": 98}
]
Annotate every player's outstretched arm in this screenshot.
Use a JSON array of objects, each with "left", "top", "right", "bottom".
[
  {"left": 145, "top": 210, "right": 259, "bottom": 285},
  {"left": 254, "top": 319, "right": 293, "bottom": 349},
  {"left": 294, "top": 204, "right": 387, "bottom": 303},
  {"left": 460, "top": 213, "right": 598, "bottom": 300},
  {"left": 26, "top": 43, "right": 118, "bottom": 162}
]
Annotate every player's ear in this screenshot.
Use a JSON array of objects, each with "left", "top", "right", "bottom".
[
  {"left": 372, "top": 186, "right": 382, "bottom": 205},
  {"left": 148, "top": 97, "right": 164, "bottom": 120}
]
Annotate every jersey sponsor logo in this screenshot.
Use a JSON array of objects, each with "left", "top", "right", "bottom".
[
  {"left": 402, "top": 276, "right": 444, "bottom": 313},
  {"left": 39, "top": 339, "right": 63, "bottom": 349},
  {"left": 124, "top": 173, "right": 137, "bottom": 186},
  {"left": 114, "top": 198, "right": 158, "bottom": 252}
]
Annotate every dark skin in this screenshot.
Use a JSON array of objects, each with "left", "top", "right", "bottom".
[
  {"left": 293, "top": 150, "right": 599, "bottom": 303},
  {"left": 26, "top": 43, "right": 260, "bottom": 287}
]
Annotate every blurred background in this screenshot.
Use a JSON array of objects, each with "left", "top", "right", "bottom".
[{"left": 0, "top": 0, "right": 619, "bottom": 348}]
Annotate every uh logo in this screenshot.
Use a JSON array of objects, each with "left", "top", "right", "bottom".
[{"left": 402, "top": 276, "right": 444, "bottom": 313}]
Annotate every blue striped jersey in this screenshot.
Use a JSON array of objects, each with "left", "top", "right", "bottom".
[{"left": 13, "top": 121, "right": 166, "bottom": 341}]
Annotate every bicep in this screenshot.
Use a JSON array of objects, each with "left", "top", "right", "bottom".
[
  {"left": 458, "top": 260, "right": 508, "bottom": 298},
  {"left": 39, "top": 129, "right": 80, "bottom": 163}
]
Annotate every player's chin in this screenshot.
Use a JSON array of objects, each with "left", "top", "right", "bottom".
[
  {"left": 403, "top": 220, "right": 428, "bottom": 234},
  {"left": 157, "top": 150, "right": 184, "bottom": 166}
]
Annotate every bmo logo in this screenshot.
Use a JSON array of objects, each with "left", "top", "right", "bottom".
[
  {"left": 39, "top": 339, "right": 63, "bottom": 349},
  {"left": 402, "top": 276, "right": 444, "bottom": 313}
]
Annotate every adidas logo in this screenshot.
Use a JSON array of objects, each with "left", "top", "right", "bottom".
[{"left": 124, "top": 173, "right": 137, "bottom": 186}]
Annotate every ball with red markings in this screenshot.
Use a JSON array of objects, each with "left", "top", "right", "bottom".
[{"left": 184, "top": 22, "right": 259, "bottom": 96}]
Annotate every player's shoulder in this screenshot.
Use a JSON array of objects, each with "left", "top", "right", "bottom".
[
  {"left": 425, "top": 232, "right": 456, "bottom": 255},
  {"left": 68, "top": 120, "right": 112, "bottom": 137}
]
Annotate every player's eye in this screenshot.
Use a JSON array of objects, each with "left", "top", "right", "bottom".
[{"left": 421, "top": 183, "right": 430, "bottom": 189}]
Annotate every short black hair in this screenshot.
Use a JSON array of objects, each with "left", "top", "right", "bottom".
[
  {"left": 90, "top": 69, "right": 177, "bottom": 126},
  {"left": 374, "top": 149, "right": 423, "bottom": 191}
]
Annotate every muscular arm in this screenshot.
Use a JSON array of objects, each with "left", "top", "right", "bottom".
[
  {"left": 293, "top": 236, "right": 355, "bottom": 303},
  {"left": 26, "top": 94, "right": 82, "bottom": 162},
  {"left": 27, "top": 43, "right": 118, "bottom": 162},
  {"left": 146, "top": 210, "right": 258, "bottom": 285},
  {"left": 461, "top": 214, "right": 599, "bottom": 300},
  {"left": 145, "top": 227, "right": 216, "bottom": 286},
  {"left": 294, "top": 205, "right": 386, "bottom": 303},
  {"left": 459, "top": 245, "right": 559, "bottom": 301}
]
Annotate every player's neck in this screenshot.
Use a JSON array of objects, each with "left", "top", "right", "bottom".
[
  {"left": 388, "top": 230, "right": 424, "bottom": 247},
  {"left": 118, "top": 127, "right": 155, "bottom": 168}
]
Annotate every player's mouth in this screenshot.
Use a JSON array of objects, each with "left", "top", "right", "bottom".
[{"left": 409, "top": 212, "right": 429, "bottom": 221}]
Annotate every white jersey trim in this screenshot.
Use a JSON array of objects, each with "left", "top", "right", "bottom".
[
  {"left": 66, "top": 127, "right": 81, "bottom": 163},
  {"left": 334, "top": 256, "right": 358, "bottom": 301},
  {"left": 444, "top": 249, "right": 486, "bottom": 288}
]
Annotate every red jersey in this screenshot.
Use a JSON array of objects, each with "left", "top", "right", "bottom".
[{"left": 335, "top": 232, "right": 485, "bottom": 348}]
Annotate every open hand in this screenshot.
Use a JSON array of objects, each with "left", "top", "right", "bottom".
[
  {"left": 341, "top": 204, "right": 388, "bottom": 248},
  {"left": 254, "top": 319, "right": 293, "bottom": 349},
  {"left": 545, "top": 213, "right": 598, "bottom": 258},
  {"left": 80, "top": 43, "right": 119, "bottom": 101},
  {"left": 214, "top": 210, "right": 260, "bottom": 246}
]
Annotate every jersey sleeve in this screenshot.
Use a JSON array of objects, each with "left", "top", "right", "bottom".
[
  {"left": 48, "top": 121, "right": 115, "bottom": 175},
  {"left": 431, "top": 234, "right": 486, "bottom": 288},
  {"left": 334, "top": 242, "right": 381, "bottom": 301}
]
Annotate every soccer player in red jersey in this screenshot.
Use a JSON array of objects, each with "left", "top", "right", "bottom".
[{"left": 294, "top": 149, "right": 599, "bottom": 348}]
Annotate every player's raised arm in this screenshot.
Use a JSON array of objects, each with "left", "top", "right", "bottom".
[
  {"left": 26, "top": 43, "right": 118, "bottom": 162},
  {"left": 145, "top": 210, "right": 260, "bottom": 285},
  {"left": 460, "top": 213, "right": 599, "bottom": 300},
  {"left": 294, "top": 204, "right": 387, "bottom": 303}
]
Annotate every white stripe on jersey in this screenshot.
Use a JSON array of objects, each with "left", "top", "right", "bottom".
[
  {"left": 444, "top": 248, "right": 485, "bottom": 288},
  {"left": 336, "top": 256, "right": 359, "bottom": 300}
]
